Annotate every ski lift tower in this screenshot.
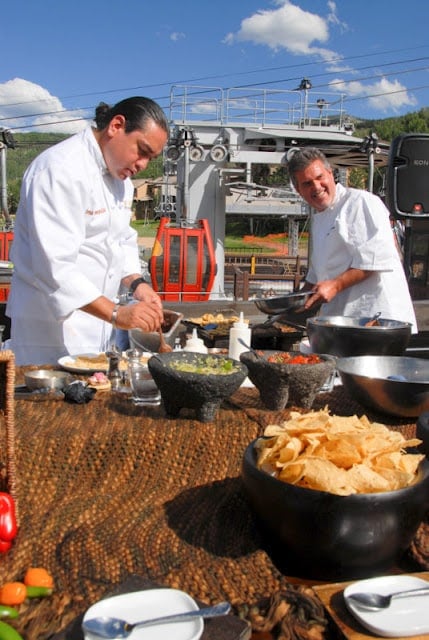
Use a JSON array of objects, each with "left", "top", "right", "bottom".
[{"left": 165, "top": 83, "right": 389, "bottom": 297}]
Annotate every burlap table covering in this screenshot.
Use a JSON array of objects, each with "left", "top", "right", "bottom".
[{"left": 0, "top": 370, "right": 427, "bottom": 639}]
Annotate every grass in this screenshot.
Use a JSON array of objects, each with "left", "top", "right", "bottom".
[
  {"left": 131, "top": 220, "right": 159, "bottom": 237},
  {"left": 132, "top": 218, "right": 309, "bottom": 255}
]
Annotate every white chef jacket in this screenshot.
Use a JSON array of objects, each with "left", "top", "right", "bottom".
[
  {"left": 306, "top": 183, "right": 417, "bottom": 332},
  {"left": 7, "top": 126, "right": 142, "bottom": 364}
]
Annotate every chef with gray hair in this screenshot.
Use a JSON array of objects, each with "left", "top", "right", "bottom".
[{"left": 287, "top": 147, "right": 417, "bottom": 332}]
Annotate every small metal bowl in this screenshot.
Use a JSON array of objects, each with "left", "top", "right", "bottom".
[
  {"left": 24, "top": 369, "right": 73, "bottom": 391},
  {"left": 128, "top": 310, "right": 183, "bottom": 352}
]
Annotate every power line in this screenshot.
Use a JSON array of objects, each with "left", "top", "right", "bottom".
[
  {"left": 3, "top": 43, "right": 429, "bottom": 110},
  {"left": 343, "top": 83, "right": 429, "bottom": 105},
  {"left": 2, "top": 62, "right": 425, "bottom": 129},
  {"left": 232, "top": 57, "right": 429, "bottom": 92},
  {"left": 9, "top": 45, "right": 429, "bottom": 106},
  {"left": 2, "top": 45, "right": 429, "bottom": 130}
]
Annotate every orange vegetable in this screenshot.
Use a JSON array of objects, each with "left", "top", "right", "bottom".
[
  {"left": 0, "top": 582, "right": 26, "bottom": 606},
  {"left": 23, "top": 568, "right": 54, "bottom": 589}
]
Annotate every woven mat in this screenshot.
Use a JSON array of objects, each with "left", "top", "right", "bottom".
[
  {"left": 0, "top": 351, "right": 17, "bottom": 503},
  {"left": 1, "top": 373, "right": 427, "bottom": 639}
]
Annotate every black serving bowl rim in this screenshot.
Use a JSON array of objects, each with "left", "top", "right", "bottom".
[{"left": 244, "top": 438, "right": 429, "bottom": 500}]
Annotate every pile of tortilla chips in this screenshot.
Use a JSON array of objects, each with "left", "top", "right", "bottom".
[{"left": 255, "top": 407, "right": 424, "bottom": 495}]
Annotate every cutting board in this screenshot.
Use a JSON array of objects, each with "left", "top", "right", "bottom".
[{"left": 314, "top": 571, "right": 429, "bottom": 640}]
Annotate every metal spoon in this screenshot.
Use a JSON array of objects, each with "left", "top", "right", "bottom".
[
  {"left": 238, "top": 337, "right": 253, "bottom": 351},
  {"left": 238, "top": 338, "right": 262, "bottom": 358},
  {"left": 82, "top": 601, "right": 231, "bottom": 638},
  {"left": 364, "top": 311, "right": 382, "bottom": 327},
  {"left": 347, "top": 586, "right": 429, "bottom": 610}
]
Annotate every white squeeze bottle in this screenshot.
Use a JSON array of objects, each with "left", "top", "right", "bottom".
[
  {"left": 183, "top": 328, "right": 208, "bottom": 354},
  {"left": 228, "top": 312, "right": 251, "bottom": 361}
]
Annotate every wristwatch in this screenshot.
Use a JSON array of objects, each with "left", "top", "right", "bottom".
[{"left": 129, "top": 277, "right": 146, "bottom": 294}]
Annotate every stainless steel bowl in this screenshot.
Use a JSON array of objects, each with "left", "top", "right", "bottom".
[
  {"left": 307, "top": 315, "right": 411, "bottom": 357},
  {"left": 336, "top": 355, "right": 429, "bottom": 417},
  {"left": 128, "top": 310, "right": 183, "bottom": 352},
  {"left": 24, "top": 369, "right": 73, "bottom": 391}
]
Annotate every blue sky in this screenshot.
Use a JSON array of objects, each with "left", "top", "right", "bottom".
[{"left": 1, "top": 0, "right": 429, "bottom": 133}]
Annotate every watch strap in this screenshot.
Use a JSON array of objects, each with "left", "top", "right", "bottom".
[{"left": 129, "top": 277, "right": 146, "bottom": 294}]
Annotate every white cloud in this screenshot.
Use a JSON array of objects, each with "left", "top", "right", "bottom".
[
  {"left": 0, "top": 78, "right": 88, "bottom": 133},
  {"left": 223, "top": 0, "right": 336, "bottom": 60},
  {"left": 329, "top": 76, "right": 418, "bottom": 113},
  {"left": 223, "top": 1, "right": 419, "bottom": 116},
  {"left": 170, "top": 31, "right": 185, "bottom": 42},
  {"left": 326, "top": 1, "right": 348, "bottom": 31}
]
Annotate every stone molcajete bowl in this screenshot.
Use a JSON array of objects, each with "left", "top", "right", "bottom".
[
  {"left": 147, "top": 352, "right": 248, "bottom": 422},
  {"left": 239, "top": 350, "right": 335, "bottom": 410}
]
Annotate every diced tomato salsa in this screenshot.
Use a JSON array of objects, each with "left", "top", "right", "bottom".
[{"left": 265, "top": 352, "right": 322, "bottom": 364}]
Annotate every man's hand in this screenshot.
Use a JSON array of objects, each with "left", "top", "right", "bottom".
[
  {"left": 304, "top": 279, "right": 339, "bottom": 308},
  {"left": 114, "top": 300, "right": 164, "bottom": 332},
  {"left": 304, "top": 269, "right": 373, "bottom": 309},
  {"left": 81, "top": 289, "right": 164, "bottom": 332},
  {"left": 131, "top": 281, "right": 163, "bottom": 312}
]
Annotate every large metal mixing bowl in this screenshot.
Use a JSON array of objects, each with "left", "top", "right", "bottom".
[
  {"left": 307, "top": 315, "right": 411, "bottom": 357},
  {"left": 336, "top": 355, "right": 429, "bottom": 417}
]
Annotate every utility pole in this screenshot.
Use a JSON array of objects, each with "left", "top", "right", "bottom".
[{"left": 0, "top": 129, "right": 16, "bottom": 229}]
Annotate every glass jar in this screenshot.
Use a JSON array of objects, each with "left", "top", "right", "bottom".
[{"left": 126, "top": 348, "right": 160, "bottom": 405}]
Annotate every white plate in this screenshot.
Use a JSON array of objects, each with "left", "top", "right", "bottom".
[
  {"left": 344, "top": 575, "right": 429, "bottom": 637},
  {"left": 58, "top": 352, "right": 153, "bottom": 374},
  {"left": 82, "top": 588, "right": 203, "bottom": 640},
  {"left": 58, "top": 353, "right": 109, "bottom": 374}
]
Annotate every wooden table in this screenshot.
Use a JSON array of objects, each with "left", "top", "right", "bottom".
[{"left": 2, "top": 368, "right": 426, "bottom": 639}]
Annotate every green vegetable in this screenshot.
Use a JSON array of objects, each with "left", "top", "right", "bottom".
[
  {"left": 171, "top": 355, "right": 238, "bottom": 374},
  {"left": 25, "top": 586, "right": 53, "bottom": 598},
  {"left": 0, "top": 620, "right": 23, "bottom": 640},
  {"left": 0, "top": 608, "right": 17, "bottom": 621}
]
